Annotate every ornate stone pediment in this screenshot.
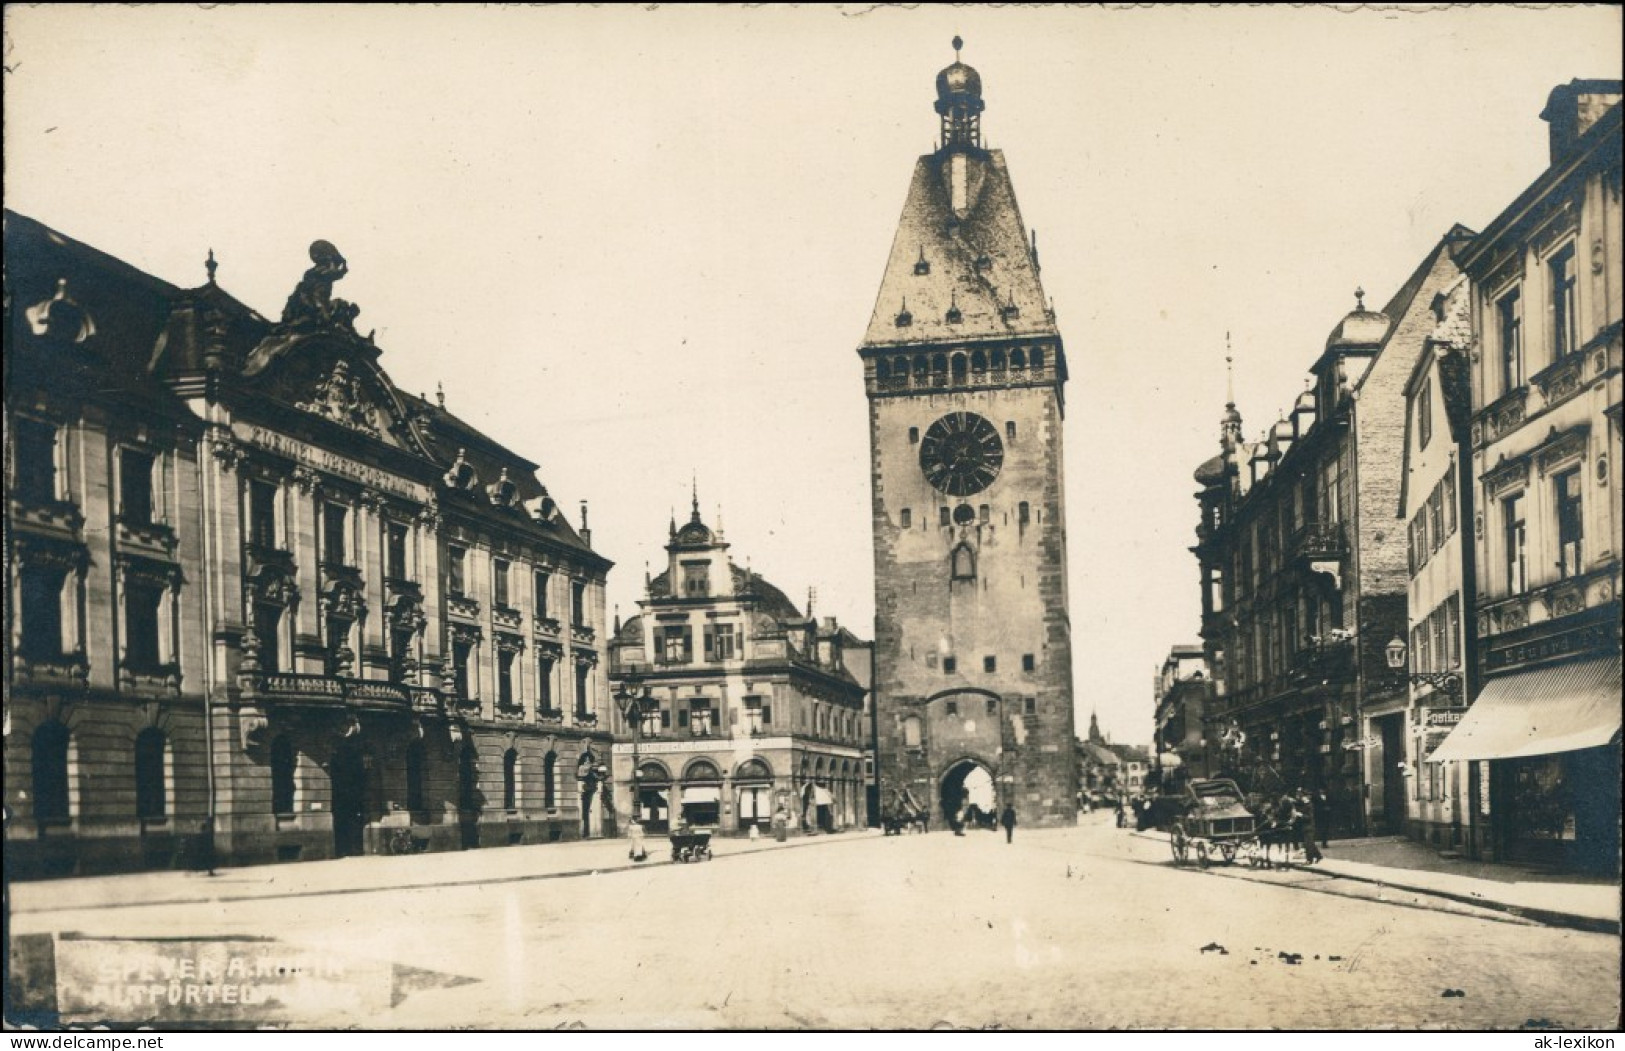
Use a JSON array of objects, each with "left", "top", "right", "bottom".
[{"left": 238, "top": 241, "right": 431, "bottom": 456}]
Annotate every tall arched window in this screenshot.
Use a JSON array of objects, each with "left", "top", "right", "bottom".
[
  {"left": 405, "top": 739, "right": 426, "bottom": 813},
  {"left": 135, "top": 727, "right": 167, "bottom": 819},
  {"left": 32, "top": 721, "right": 71, "bottom": 822},
  {"left": 951, "top": 354, "right": 967, "bottom": 383},
  {"left": 503, "top": 748, "right": 519, "bottom": 811},
  {"left": 271, "top": 735, "right": 297, "bottom": 814},
  {"left": 543, "top": 751, "right": 558, "bottom": 810}
]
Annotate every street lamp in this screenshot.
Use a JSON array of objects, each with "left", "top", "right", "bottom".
[
  {"left": 1385, "top": 636, "right": 1462, "bottom": 699},
  {"left": 614, "top": 673, "right": 651, "bottom": 822}
]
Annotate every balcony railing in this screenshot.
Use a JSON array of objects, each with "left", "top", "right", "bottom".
[
  {"left": 1289, "top": 521, "right": 1347, "bottom": 564},
  {"left": 248, "top": 672, "right": 445, "bottom": 714},
  {"left": 1288, "top": 634, "right": 1356, "bottom": 685}
]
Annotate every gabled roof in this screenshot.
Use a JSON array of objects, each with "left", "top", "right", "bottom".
[{"left": 861, "top": 150, "right": 1056, "bottom": 348}]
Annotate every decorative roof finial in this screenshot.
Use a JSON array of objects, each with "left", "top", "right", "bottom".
[
  {"left": 1225, "top": 331, "right": 1235, "bottom": 406},
  {"left": 436, "top": 382, "right": 445, "bottom": 409},
  {"left": 953, "top": 35, "right": 963, "bottom": 59},
  {"left": 205, "top": 248, "right": 218, "bottom": 285},
  {"left": 691, "top": 472, "right": 701, "bottom": 523},
  {"left": 1355, "top": 287, "right": 1366, "bottom": 311}
]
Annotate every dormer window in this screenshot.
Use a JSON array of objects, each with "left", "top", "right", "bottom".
[{"left": 913, "top": 248, "right": 930, "bottom": 276}]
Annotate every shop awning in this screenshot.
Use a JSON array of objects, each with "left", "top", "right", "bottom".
[
  {"left": 812, "top": 785, "right": 833, "bottom": 806},
  {"left": 1428, "top": 658, "right": 1621, "bottom": 763},
  {"left": 682, "top": 786, "right": 721, "bottom": 804}
]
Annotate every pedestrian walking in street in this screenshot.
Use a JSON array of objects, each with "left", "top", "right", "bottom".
[
  {"left": 1000, "top": 804, "right": 1017, "bottom": 844},
  {"left": 1296, "top": 790, "right": 1323, "bottom": 864},
  {"left": 627, "top": 819, "right": 648, "bottom": 862},
  {"left": 1313, "top": 789, "right": 1331, "bottom": 847},
  {"left": 197, "top": 816, "right": 217, "bottom": 877}
]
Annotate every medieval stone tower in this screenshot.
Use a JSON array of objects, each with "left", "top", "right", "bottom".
[{"left": 860, "top": 40, "right": 1078, "bottom": 828}]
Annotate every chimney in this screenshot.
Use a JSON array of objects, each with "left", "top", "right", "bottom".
[{"left": 1540, "top": 79, "right": 1623, "bottom": 163}]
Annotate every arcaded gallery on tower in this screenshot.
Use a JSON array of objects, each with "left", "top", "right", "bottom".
[
  {"left": 861, "top": 43, "right": 1080, "bottom": 829},
  {"left": 5, "top": 211, "right": 617, "bottom": 878}
]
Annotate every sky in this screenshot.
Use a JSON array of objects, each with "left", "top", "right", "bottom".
[{"left": 5, "top": 5, "right": 1621, "bottom": 747}]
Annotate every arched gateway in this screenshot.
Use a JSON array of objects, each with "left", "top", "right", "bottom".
[{"left": 940, "top": 757, "right": 997, "bottom": 832}]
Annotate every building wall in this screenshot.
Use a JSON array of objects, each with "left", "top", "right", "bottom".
[
  {"left": 868, "top": 375, "right": 1077, "bottom": 827},
  {"left": 5, "top": 215, "right": 615, "bottom": 878},
  {"left": 1402, "top": 340, "right": 1472, "bottom": 847}
]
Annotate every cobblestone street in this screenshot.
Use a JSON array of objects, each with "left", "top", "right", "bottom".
[{"left": 11, "top": 816, "right": 1619, "bottom": 1029}]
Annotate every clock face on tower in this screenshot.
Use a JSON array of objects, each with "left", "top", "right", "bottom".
[{"left": 919, "top": 411, "right": 1004, "bottom": 496}]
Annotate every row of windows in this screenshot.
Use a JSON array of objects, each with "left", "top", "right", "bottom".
[
  {"left": 248, "top": 479, "right": 413, "bottom": 580},
  {"left": 898, "top": 502, "right": 1033, "bottom": 529},
  {"left": 876, "top": 348, "right": 1048, "bottom": 383},
  {"left": 247, "top": 479, "right": 591, "bottom": 628},
  {"left": 1409, "top": 594, "right": 1463, "bottom": 677},
  {"left": 449, "top": 639, "right": 593, "bottom": 715},
  {"left": 18, "top": 565, "right": 171, "bottom": 672},
  {"left": 1407, "top": 464, "right": 1459, "bottom": 575},
  {"left": 1500, "top": 465, "right": 1585, "bottom": 594},
  {"left": 655, "top": 623, "right": 740, "bottom": 664},
  {"left": 899, "top": 696, "right": 1041, "bottom": 745},
  {"left": 936, "top": 653, "right": 1038, "bottom": 674},
  {"left": 447, "top": 546, "right": 587, "bottom": 625},
  {"left": 30, "top": 723, "right": 170, "bottom": 822},
  {"left": 268, "top": 737, "right": 578, "bottom": 818},
  {"left": 1493, "top": 239, "right": 1580, "bottom": 399},
  {"left": 631, "top": 696, "right": 861, "bottom": 740},
  {"left": 13, "top": 420, "right": 167, "bottom": 529}
]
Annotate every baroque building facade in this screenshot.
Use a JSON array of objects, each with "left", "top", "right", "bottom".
[
  {"left": 860, "top": 41, "right": 1078, "bottom": 830},
  {"left": 6, "top": 212, "right": 614, "bottom": 878},
  {"left": 607, "top": 502, "right": 870, "bottom": 836},
  {"left": 1192, "top": 227, "right": 1473, "bottom": 836},
  {"left": 1429, "top": 82, "right": 1622, "bottom": 873}
]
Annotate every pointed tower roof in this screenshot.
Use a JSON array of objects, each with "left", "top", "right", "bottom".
[{"left": 861, "top": 42, "right": 1056, "bottom": 349}]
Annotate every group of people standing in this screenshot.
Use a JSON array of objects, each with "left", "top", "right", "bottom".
[{"left": 1265, "top": 788, "right": 1328, "bottom": 865}]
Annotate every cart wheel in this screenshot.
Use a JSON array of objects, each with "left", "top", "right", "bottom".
[
  {"left": 1195, "top": 841, "right": 1210, "bottom": 869},
  {"left": 1220, "top": 843, "right": 1237, "bottom": 866}
]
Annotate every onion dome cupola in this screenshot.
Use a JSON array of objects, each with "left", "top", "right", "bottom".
[
  {"left": 1316, "top": 287, "right": 1390, "bottom": 411},
  {"left": 935, "top": 36, "right": 986, "bottom": 151},
  {"left": 1324, "top": 286, "right": 1389, "bottom": 353},
  {"left": 666, "top": 480, "right": 725, "bottom": 552}
]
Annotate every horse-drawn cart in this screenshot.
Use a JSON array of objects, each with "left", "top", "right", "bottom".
[{"left": 1167, "top": 778, "right": 1257, "bottom": 868}]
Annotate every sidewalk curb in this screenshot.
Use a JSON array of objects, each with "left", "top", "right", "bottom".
[
  {"left": 1129, "top": 830, "right": 1620, "bottom": 936},
  {"left": 11, "top": 829, "right": 881, "bottom": 917}
]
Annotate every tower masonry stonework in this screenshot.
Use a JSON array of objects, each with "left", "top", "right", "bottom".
[{"left": 860, "top": 42, "right": 1078, "bottom": 829}]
